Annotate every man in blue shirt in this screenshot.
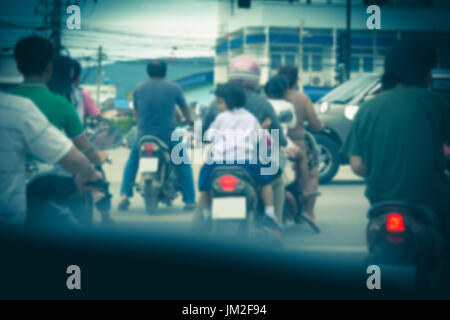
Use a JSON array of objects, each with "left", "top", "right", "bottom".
[{"left": 118, "top": 60, "right": 196, "bottom": 211}]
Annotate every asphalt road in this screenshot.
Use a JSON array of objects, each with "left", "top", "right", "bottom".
[{"left": 99, "top": 147, "right": 369, "bottom": 263}]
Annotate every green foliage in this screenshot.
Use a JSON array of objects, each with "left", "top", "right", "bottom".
[{"left": 111, "top": 116, "right": 134, "bottom": 134}]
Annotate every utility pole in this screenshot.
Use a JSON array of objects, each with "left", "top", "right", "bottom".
[
  {"left": 345, "top": 0, "right": 351, "bottom": 80},
  {"left": 50, "top": 0, "right": 62, "bottom": 55},
  {"left": 35, "top": 0, "right": 63, "bottom": 55},
  {"left": 96, "top": 45, "right": 103, "bottom": 106},
  {"left": 298, "top": 20, "right": 304, "bottom": 93}
]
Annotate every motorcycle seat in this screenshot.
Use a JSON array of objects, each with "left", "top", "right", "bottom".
[{"left": 368, "top": 201, "right": 441, "bottom": 229}]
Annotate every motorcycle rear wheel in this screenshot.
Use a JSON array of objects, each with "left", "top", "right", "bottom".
[
  {"left": 144, "top": 179, "right": 159, "bottom": 215},
  {"left": 81, "top": 191, "right": 94, "bottom": 226}
]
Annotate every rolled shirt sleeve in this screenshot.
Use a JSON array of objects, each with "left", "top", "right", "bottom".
[
  {"left": 62, "top": 99, "right": 85, "bottom": 138},
  {"left": 176, "top": 85, "right": 187, "bottom": 108},
  {"left": 342, "top": 109, "right": 364, "bottom": 158}
]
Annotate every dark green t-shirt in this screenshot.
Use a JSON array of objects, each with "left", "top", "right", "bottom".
[
  {"left": 343, "top": 86, "right": 450, "bottom": 215},
  {"left": 12, "top": 81, "right": 85, "bottom": 138}
]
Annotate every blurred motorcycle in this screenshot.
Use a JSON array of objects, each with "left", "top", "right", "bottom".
[
  {"left": 26, "top": 166, "right": 110, "bottom": 231},
  {"left": 365, "top": 144, "right": 450, "bottom": 289},
  {"left": 135, "top": 125, "right": 192, "bottom": 214},
  {"left": 204, "top": 121, "right": 288, "bottom": 245},
  {"left": 262, "top": 109, "right": 320, "bottom": 227},
  {"left": 207, "top": 164, "right": 281, "bottom": 245},
  {"left": 282, "top": 130, "right": 319, "bottom": 226},
  {"left": 25, "top": 119, "right": 121, "bottom": 230},
  {"left": 366, "top": 201, "right": 444, "bottom": 289},
  {"left": 86, "top": 118, "right": 124, "bottom": 151}
]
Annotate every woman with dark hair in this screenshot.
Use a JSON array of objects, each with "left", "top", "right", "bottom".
[
  {"left": 277, "top": 65, "right": 323, "bottom": 232},
  {"left": 70, "top": 58, "right": 104, "bottom": 122},
  {"left": 48, "top": 56, "right": 88, "bottom": 122},
  {"left": 264, "top": 75, "right": 297, "bottom": 132},
  {"left": 265, "top": 76, "right": 305, "bottom": 225},
  {"left": 70, "top": 58, "right": 113, "bottom": 224},
  {"left": 48, "top": 56, "right": 91, "bottom": 123},
  {"left": 47, "top": 55, "right": 113, "bottom": 224},
  {"left": 47, "top": 55, "right": 74, "bottom": 102}
]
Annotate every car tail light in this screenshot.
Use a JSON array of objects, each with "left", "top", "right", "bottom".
[
  {"left": 386, "top": 213, "right": 405, "bottom": 233},
  {"left": 218, "top": 175, "right": 239, "bottom": 192}
]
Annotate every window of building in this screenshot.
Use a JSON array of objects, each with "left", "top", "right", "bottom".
[
  {"left": 270, "top": 45, "right": 283, "bottom": 52},
  {"left": 363, "top": 57, "right": 373, "bottom": 72},
  {"left": 285, "top": 54, "right": 296, "bottom": 66},
  {"left": 312, "top": 55, "right": 322, "bottom": 72},
  {"left": 302, "top": 54, "right": 309, "bottom": 71},
  {"left": 283, "top": 46, "right": 299, "bottom": 53},
  {"left": 271, "top": 54, "right": 282, "bottom": 70},
  {"left": 351, "top": 57, "right": 360, "bottom": 72}
]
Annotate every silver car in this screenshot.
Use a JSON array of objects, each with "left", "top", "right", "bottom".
[{"left": 313, "top": 72, "right": 449, "bottom": 184}]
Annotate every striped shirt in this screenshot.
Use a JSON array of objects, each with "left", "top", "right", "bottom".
[{"left": 0, "top": 92, "right": 72, "bottom": 228}]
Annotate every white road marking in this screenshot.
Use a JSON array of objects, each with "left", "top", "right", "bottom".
[{"left": 284, "top": 245, "right": 367, "bottom": 253}]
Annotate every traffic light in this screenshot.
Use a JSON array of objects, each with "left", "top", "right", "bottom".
[
  {"left": 334, "top": 63, "right": 345, "bottom": 84},
  {"left": 337, "top": 33, "right": 350, "bottom": 82},
  {"left": 363, "top": 0, "right": 386, "bottom": 5},
  {"left": 337, "top": 33, "right": 345, "bottom": 65},
  {"left": 238, "top": 0, "right": 251, "bottom": 9}
]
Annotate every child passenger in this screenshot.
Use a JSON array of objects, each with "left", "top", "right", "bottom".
[
  {"left": 265, "top": 76, "right": 316, "bottom": 200},
  {"left": 199, "top": 82, "right": 281, "bottom": 232}
]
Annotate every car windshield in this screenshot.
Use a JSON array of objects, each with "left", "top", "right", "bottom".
[{"left": 319, "top": 74, "right": 380, "bottom": 105}]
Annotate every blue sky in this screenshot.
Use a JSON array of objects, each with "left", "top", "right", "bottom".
[{"left": 0, "top": 0, "right": 219, "bottom": 63}]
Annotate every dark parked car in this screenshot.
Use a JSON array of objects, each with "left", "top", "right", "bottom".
[{"left": 313, "top": 72, "right": 450, "bottom": 184}]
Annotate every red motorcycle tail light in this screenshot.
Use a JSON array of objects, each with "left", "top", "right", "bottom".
[
  {"left": 444, "top": 144, "right": 450, "bottom": 157},
  {"left": 144, "top": 143, "right": 155, "bottom": 157},
  {"left": 218, "top": 175, "right": 239, "bottom": 192},
  {"left": 386, "top": 213, "right": 405, "bottom": 233}
]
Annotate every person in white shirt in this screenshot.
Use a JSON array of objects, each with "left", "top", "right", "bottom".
[
  {"left": 0, "top": 92, "right": 102, "bottom": 232},
  {"left": 265, "top": 79, "right": 297, "bottom": 136},
  {"left": 199, "top": 82, "right": 281, "bottom": 232},
  {"left": 265, "top": 76, "right": 315, "bottom": 201},
  {"left": 263, "top": 76, "right": 299, "bottom": 225}
]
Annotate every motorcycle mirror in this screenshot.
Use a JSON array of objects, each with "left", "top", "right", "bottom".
[{"left": 88, "top": 120, "right": 124, "bottom": 151}]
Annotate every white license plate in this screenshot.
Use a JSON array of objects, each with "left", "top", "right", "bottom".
[
  {"left": 212, "top": 197, "right": 246, "bottom": 220},
  {"left": 139, "top": 157, "right": 159, "bottom": 173}
]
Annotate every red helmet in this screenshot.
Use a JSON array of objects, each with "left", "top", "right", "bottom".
[{"left": 227, "top": 55, "right": 260, "bottom": 85}]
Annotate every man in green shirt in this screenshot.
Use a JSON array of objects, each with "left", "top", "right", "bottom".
[
  {"left": 12, "top": 36, "right": 106, "bottom": 168},
  {"left": 11, "top": 36, "right": 111, "bottom": 225},
  {"left": 343, "top": 40, "right": 450, "bottom": 231}
]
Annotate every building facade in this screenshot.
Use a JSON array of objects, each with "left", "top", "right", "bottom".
[{"left": 214, "top": 0, "right": 450, "bottom": 88}]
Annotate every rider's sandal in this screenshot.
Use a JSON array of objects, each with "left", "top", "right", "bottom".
[
  {"left": 301, "top": 190, "right": 322, "bottom": 201},
  {"left": 117, "top": 198, "right": 130, "bottom": 211},
  {"left": 300, "top": 213, "right": 321, "bottom": 234},
  {"left": 183, "top": 203, "right": 197, "bottom": 211}
]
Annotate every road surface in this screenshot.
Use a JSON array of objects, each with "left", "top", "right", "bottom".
[{"left": 99, "top": 147, "right": 369, "bottom": 263}]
